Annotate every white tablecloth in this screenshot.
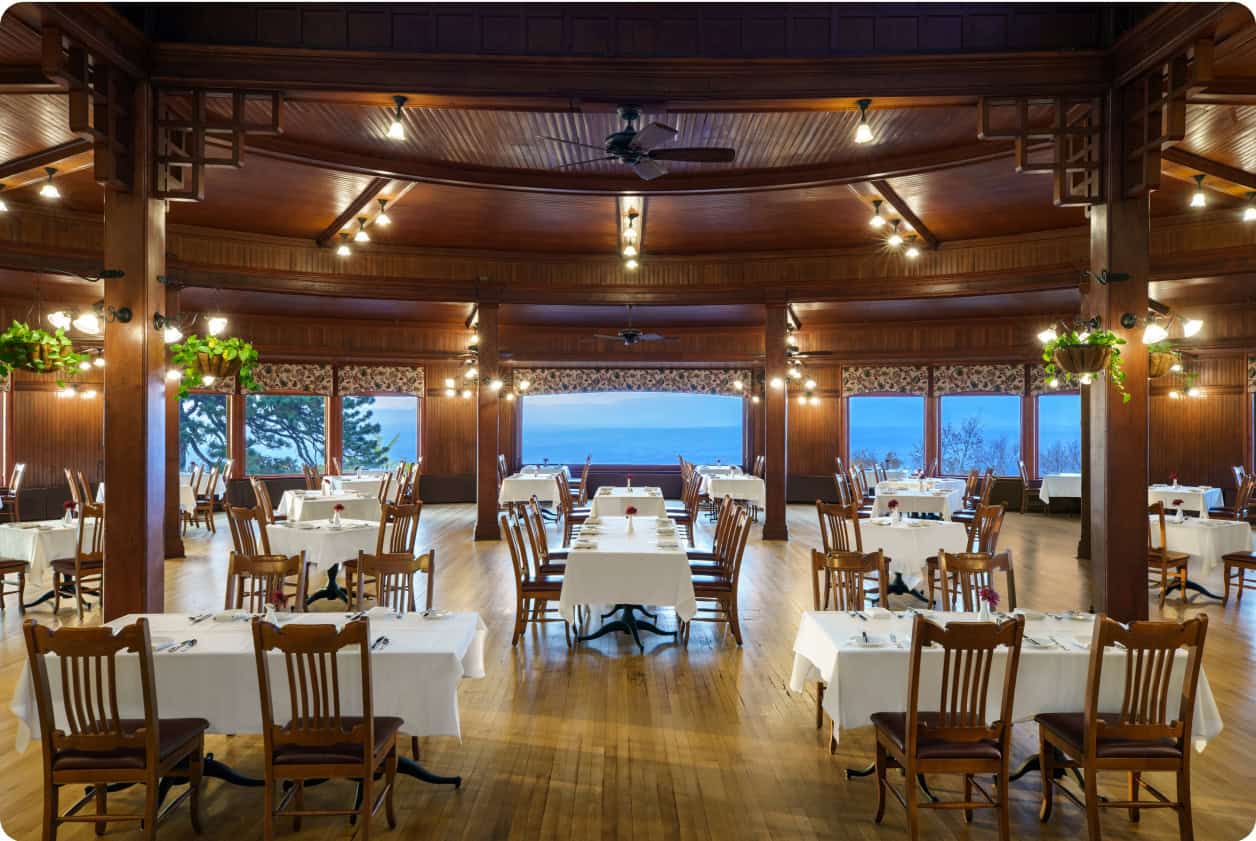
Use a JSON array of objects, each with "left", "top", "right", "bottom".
[
  {"left": 855, "top": 518, "right": 970, "bottom": 587},
  {"left": 872, "top": 482, "right": 965, "bottom": 519},
  {"left": 266, "top": 518, "right": 389, "bottom": 572},
  {"left": 589, "top": 487, "right": 668, "bottom": 518},
  {"left": 180, "top": 472, "right": 224, "bottom": 498},
  {"left": 276, "top": 490, "right": 380, "bottom": 523},
  {"left": 0, "top": 519, "right": 101, "bottom": 589},
  {"left": 96, "top": 482, "right": 197, "bottom": 511},
  {"left": 1149, "top": 516, "right": 1253, "bottom": 591},
  {"left": 701, "top": 475, "right": 766, "bottom": 507},
  {"left": 498, "top": 471, "right": 567, "bottom": 504},
  {"left": 1040, "top": 473, "right": 1081, "bottom": 502},
  {"left": 11, "top": 610, "right": 486, "bottom": 753},
  {"left": 558, "top": 516, "right": 694, "bottom": 623},
  {"left": 1149, "top": 485, "right": 1224, "bottom": 518},
  {"left": 789, "top": 611, "right": 1223, "bottom": 750},
  {"left": 695, "top": 465, "right": 738, "bottom": 478},
  {"left": 324, "top": 475, "right": 385, "bottom": 497}
]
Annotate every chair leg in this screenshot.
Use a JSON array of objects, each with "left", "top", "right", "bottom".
[
  {"left": 262, "top": 774, "right": 275, "bottom": 841},
  {"left": 1239, "top": 567, "right": 1247, "bottom": 603},
  {"left": 385, "top": 749, "right": 398, "bottom": 830},
  {"left": 963, "top": 774, "right": 974, "bottom": 822},
  {"left": 1159, "top": 566, "right": 1168, "bottom": 609},
  {"left": 873, "top": 741, "right": 887, "bottom": 823},
  {"left": 726, "top": 595, "right": 743, "bottom": 646},
  {"left": 292, "top": 781, "right": 304, "bottom": 831},
  {"left": 52, "top": 572, "right": 61, "bottom": 614},
  {"left": 997, "top": 763, "right": 1011, "bottom": 841},
  {"left": 512, "top": 596, "right": 525, "bottom": 646},
  {"left": 1128, "top": 771, "right": 1140, "bottom": 822},
  {"left": 188, "top": 742, "right": 204, "bottom": 834},
  {"left": 1224, "top": 564, "right": 1232, "bottom": 605},
  {"left": 1083, "top": 768, "right": 1103, "bottom": 841},
  {"left": 816, "top": 683, "right": 825, "bottom": 730},
  {"left": 94, "top": 782, "right": 107, "bottom": 836},
  {"left": 411, "top": 735, "right": 421, "bottom": 761},
  {"left": 903, "top": 763, "right": 920, "bottom": 841},
  {"left": 1038, "top": 731, "right": 1054, "bottom": 822},
  {"left": 75, "top": 576, "right": 86, "bottom": 621},
  {"left": 43, "top": 781, "right": 58, "bottom": 841},
  {"left": 1177, "top": 767, "right": 1194, "bottom": 841},
  {"left": 359, "top": 772, "right": 373, "bottom": 841},
  {"left": 425, "top": 565, "right": 435, "bottom": 611},
  {"left": 18, "top": 569, "right": 25, "bottom": 615},
  {"left": 142, "top": 775, "right": 159, "bottom": 841}
]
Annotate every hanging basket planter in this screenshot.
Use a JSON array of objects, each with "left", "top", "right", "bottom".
[
  {"left": 169, "top": 334, "right": 260, "bottom": 399},
  {"left": 195, "top": 351, "right": 242, "bottom": 379},
  {"left": 0, "top": 321, "right": 89, "bottom": 380},
  {"left": 1148, "top": 351, "right": 1176, "bottom": 379},
  {"left": 1052, "top": 345, "right": 1112, "bottom": 376}
]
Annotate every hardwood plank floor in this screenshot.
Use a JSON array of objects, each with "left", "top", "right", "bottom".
[{"left": 1, "top": 505, "right": 1253, "bottom": 840}]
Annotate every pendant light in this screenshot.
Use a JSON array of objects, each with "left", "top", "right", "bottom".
[
  {"left": 868, "top": 198, "right": 885, "bottom": 228},
  {"left": 336, "top": 232, "right": 352, "bottom": 257},
  {"left": 354, "top": 216, "right": 370, "bottom": 243},
  {"left": 375, "top": 198, "right": 391, "bottom": 226},
  {"left": 904, "top": 235, "right": 921, "bottom": 259},
  {"left": 39, "top": 167, "right": 60, "bottom": 199},
  {"left": 206, "top": 316, "right": 228, "bottom": 336},
  {"left": 886, "top": 219, "right": 903, "bottom": 248},
  {"left": 854, "top": 99, "right": 874, "bottom": 144},
  {"left": 1190, "top": 174, "right": 1206, "bottom": 208},
  {"left": 0, "top": 184, "right": 7, "bottom": 212},
  {"left": 387, "top": 95, "right": 407, "bottom": 141}
]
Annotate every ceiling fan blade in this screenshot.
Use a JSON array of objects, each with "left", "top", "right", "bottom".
[
  {"left": 639, "top": 333, "right": 670, "bottom": 342},
  {"left": 631, "top": 159, "right": 667, "bottom": 180},
  {"left": 648, "top": 147, "right": 737, "bottom": 163},
  {"left": 538, "top": 135, "right": 609, "bottom": 153},
  {"left": 555, "top": 156, "right": 617, "bottom": 169},
  {"left": 789, "top": 350, "right": 835, "bottom": 358},
  {"left": 593, "top": 334, "right": 624, "bottom": 341},
  {"left": 630, "top": 121, "right": 679, "bottom": 151}
]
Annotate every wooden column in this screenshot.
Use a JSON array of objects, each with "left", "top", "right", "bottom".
[
  {"left": 1085, "top": 91, "right": 1151, "bottom": 621},
  {"left": 163, "top": 286, "right": 184, "bottom": 560},
  {"left": 103, "top": 81, "right": 167, "bottom": 619},
  {"left": 763, "top": 303, "right": 789, "bottom": 539},
  {"left": 474, "top": 302, "right": 500, "bottom": 540}
]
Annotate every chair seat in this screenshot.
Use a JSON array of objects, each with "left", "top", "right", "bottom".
[
  {"left": 1148, "top": 550, "right": 1191, "bottom": 566},
  {"left": 272, "top": 716, "right": 403, "bottom": 766},
  {"left": 871, "top": 712, "right": 1002, "bottom": 760},
  {"left": 1223, "top": 551, "right": 1256, "bottom": 566},
  {"left": 690, "top": 560, "right": 723, "bottom": 575},
  {"left": 1035, "top": 712, "right": 1182, "bottom": 759},
  {"left": 692, "top": 574, "right": 733, "bottom": 593},
  {"left": 0, "top": 558, "right": 28, "bottom": 573},
  {"left": 538, "top": 562, "right": 566, "bottom": 575},
  {"left": 1207, "top": 506, "right": 1242, "bottom": 519},
  {"left": 52, "top": 717, "right": 209, "bottom": 771},
  {"left": 50, "top": 558, "right": 104, "bottom": 575}
]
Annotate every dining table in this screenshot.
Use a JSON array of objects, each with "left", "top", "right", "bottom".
[
  {"left": 1148, "top": 484, "right": 1224, "bottom": 517},
  {"left": 497, "top": 466, "right": 570, "bottom": 504},
  {"left": 871, "top": 479, "right": 966, "bottom": 519},
  {"left": 699, "top": 472, "right": 767, "bottom": 509},
  {"left": 96, "top": 481, "right": 197, "bottom": 511},
  {"left": 1038, "top": 472, "right": 1081, "bottom": 504},
  {"left": 559, "top": 515, "right": 692, "bottom": 650},
  {"left": 275, "top": 489, "right": 381, "bottom": 522},
  {"left": 323, "top": 473, "right": 386, "bottom": 497},
  {"left": 588, "top": 486, "right": 668, "bottom": 519},
  {"left": 852, "top": 516, "right": 969, "bottom": 595},
  {"left": 10, "top": 609, "right": 486, "bottom": 789},
  {"left": 267, "top": 517, "right": 392, "bottom": 604},
  {"left": 1149, "top": 515, "right": 1254, "bottom": 599},
  {"left": 0, "top": 518, "right": 102, "bottom": 607}
]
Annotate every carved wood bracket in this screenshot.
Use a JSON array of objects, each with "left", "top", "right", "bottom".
[{"left": 978, "top": 96, "right": 1104, "bottom": 206}]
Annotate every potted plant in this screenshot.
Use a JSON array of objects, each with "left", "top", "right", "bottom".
[
  {"left": 1147, "top": 340, "right": 1179, "bottom": 379},
  {"left": 168, "top": 334, "right": 260, "bottom": 399},
  {"left": 1041, "top": 324, "right": 1129, "bottom": 404},
  {"left": 0, "top": 320, "right": 89, "bottom": 381}
]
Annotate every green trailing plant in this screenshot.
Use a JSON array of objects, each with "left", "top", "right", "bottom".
[
  {"left": 169, "top": 334, "right": 260, "bottom": 399},
  {"left": 0, "top": 320, "right": 89, "bottom": 384},
  {"left": 1042, "top": 324, "right": 1129, "bottom": 404}
]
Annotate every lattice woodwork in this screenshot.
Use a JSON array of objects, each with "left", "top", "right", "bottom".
[
  {"left": 40, "top": 26, "right": 134, "bottom": 191},
  {"left": 154, "top": 88, "right": 282, "bottom": 201},
  {"left": 978, "top": 96, "right": 1104, "bottom": 206},
  {"left": 1121, "top": 54, "right": 1189, "bottom": 198}
]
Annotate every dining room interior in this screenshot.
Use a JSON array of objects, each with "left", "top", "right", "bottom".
[{"left": 2, "top": 2, "right": 1256, "bottom": 840}]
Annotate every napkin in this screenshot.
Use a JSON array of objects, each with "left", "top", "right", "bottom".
[
  {"left": 866, "top": 607, "right": 893, "bottom": 620},
  {"left": 572, "top": 540, "right": 598, "bottom": 549}
]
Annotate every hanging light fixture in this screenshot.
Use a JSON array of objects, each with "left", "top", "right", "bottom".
[
  {"left": 622, "top": 244, "right": 638, "bottom": 258},
  {"left": 93, "top": 355, "right": 105, "bottom": 368},
  {"left": 166, "top": 368, "right": 183, "bottom": 382},
  {"left": 375, "top": 198, "right": 391, "bottom": 226},
  {"left": 517, "top": 378, "right": 531, "bottom": 392},
  {"left": 48, "top": 310, "right": 72, "bottom": 330},
  {"left": 39, "top": 167, "right": 60, "bottom": 199},
  {"left": 1169, "top": 389, "right": 1182, "bottom": 399},
  {"left": 460, "top": 388, "right": 473, "bottom": 399},
  {"left": 1244, "top": 192, "right": 1256, "bottom": 222},
  {"left": 336, "top": 232, "right": 352, "bottom": 257},
  {"left": 387, "top": 95, "right": 407, "bottom": 141},
  {"left": 1187, "top": 386, "right": 1203, "bottom": 398},
  {"left": 904, "top": 235, "right": 921, "bottom": 259},
  {"left": 163, "top": 324, "right": 183, "bottom": 343},
  {"left": 1037, "top": 327, "right": 1058, "bottom": 344},
  {"left": 886, "top": 220, "right": 903, "bottom": 248},
  {"left": 854, "top": 99, "right": 874, "bottom": 144},
  {"left": 354, "top": 217, "right": 370, "bottom": 243},
  {"left": 624, "top": 258, "right": 639, "bottom": 271},
  {"left": 769, "top": 376, "right": 784, "bottom": 389},
  {"left": 1182, "top": 318, "right": 1203, "bottom": 337},
  {"left": 1142, "top": 320, "right": 1169, "bottom": 343},
  {"left": 206, "top": 316, "right": 228, "bottom": 336},
  {"left": 868, "top": 198, "right": 885, "bottom": 228},
  {"left": 0, "top": 184, "right": 7, "bottom": 212},
  {"left": 72, "top": 311, "right": 101, "bottom": 335},
  {"left": 1190, "top": 174, "right": 1207, "bottom": 208}
]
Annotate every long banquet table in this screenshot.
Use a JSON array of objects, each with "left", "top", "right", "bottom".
[
  {"left": 588, "top": 486, "right": 668, "bottom": 518},
  {"left": 789, "top": 610, "right": 1223, "bottom": 750}
]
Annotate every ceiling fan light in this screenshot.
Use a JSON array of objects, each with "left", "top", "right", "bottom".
[
  {"left": 505, "top": 391, "right": 516, "bottom": 401},
  {"left": 1245, "top": 202, "right": 1256, "bottom": 222},
  {"left": 1047, "top": 377, "right": 1059, "bottom": 389},
  {"left": 769, "top": 377, "right": 783, "bottom": 389},
  {"left": 444, "top": 387, "right": 456, "bottom": 397},
  {"left": 460, "top": 388, "right": 472, "bottom": 399},
  {"left": 732, "top": 380, "right": 744, "bottom": 391},
  {"left": 797, "top": 394, "right": 808, "bottom": 405},
  {"left": 444, "top": 378, "right": 455, "bottom": 388},
  {"left": 489, "top": 378, "right": 503, "bottom": 392},
  {"left": 0, "top": 198, "right": 7, "bottom": 212},
  {"left": 751, "top": 394, "right": 761, "bottom": 404}
]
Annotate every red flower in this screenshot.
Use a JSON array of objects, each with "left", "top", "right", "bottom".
[
  {"left": 625, "top": 505, "right": 639, "bottom": 516},
  {"left": 268, "top": 590, "right": 286, "bottom": 609},
  {"left": 1172, "top": 499, "right": 1185, "bottom": 507},
  {"left": 978, "top": 586, "right": 1000, "bottom": 609},
  {"left": 1169, "top": 472, "right": 1179, "bottom": 482},
  {"left": 63, "top": 500, "right": 75, "bottom": 510},
  {"left": 887, "top": 499, "right": 899, "bottom": 510},
  {"left": 626, "top": 474, "right": 632, "bottom": 483},
  {"left": 333, "top": 503, "right": 345, "bottom": 512}
]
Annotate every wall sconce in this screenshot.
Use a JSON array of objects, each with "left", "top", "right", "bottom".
[
  {"left": 48, "top": 300, "right": 132, "bottom": 336},
  {"left": 153, "top": 311, "right": 226, "bottom": 344}
]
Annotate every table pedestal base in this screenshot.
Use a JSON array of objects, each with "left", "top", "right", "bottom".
[
  {"left": 306, "top": 563, "right": 350, "bottom": 606},
  {"left": 1163, "top": 579, "right": 1223, "bottom": 602},
  {"left": 579, "top": 604, "right": 676, "bottom": 651},
  {"left": 885, "top": 573, "right": 930, "bottom": 604}
]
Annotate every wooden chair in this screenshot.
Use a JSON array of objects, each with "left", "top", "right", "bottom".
[
  {"left": 375, "top": 473, "right": 392, "bottom": 505},
  {"left": 1018, "top": 459, "right": 1045, "bottom": 514},
  {"left": 1035, "top": 614, "right": 1209, "bottom": 841},
  {"left": 753, "top": 455, "right": 766, "bottom": 478},
  {"left": 0, "top": 462, "right": 26, "bottom": 523},
  {"left": 685, "top": 505, "right": 752, "bottom": 646},
  {"left": 1148, "top": 502, "right": 1191, "bottom": 608},
  {"left": 23, "top": 618, "right": 208, "bottom": 841},
  {"left": 355, "top": 550, "right": 436, "bottom": 613},
  {"left": 301, "top": 464, "right": 322, "bottom": 491},
  {"left": 251, "top": 618, "right": 399, "bottom": 840},
  {"left": 1206, "top": 472, "right": 1255, "bottom": 520},
  {"left": 847, "top": 467, "right": 876, "bottom": 517},
  {"left": 555, "top": 474, "right": 590, "bottom": 547},
  {"left": 502, "top": 512, "right": 570, "bottom": 646},
  {"left": 496, "top": 454, "right": 510, "bottom": 486},
  {"left": 227, "top": 504, "right": 273, "bottom": 556},
  {"left": 52, "top": 501, "right": 105, "bottom": 620},
  {"left": 873, "top": 614, "right": 1025, "bottom": 841},
  {"left": 221, "top": 458, "right": 234, "bottom": 481},
  {"left": 834, "top": 456, "right": 845, "bottom": 476},
  {"left": 331, "top": 456, "right": 342, "bottom": 475},
  {"left": 63, "top": 466, "right": 82, "bottom": 508},
  {"left": 688, "top": 494, "right": 735, "bottom": 572},
  {"left": 76, "top": 470, "right": 93, "bottom": 505},
  {"left": 816, "top": 500, "right": 884, "bottom": 608},
  {"left": 345, "top": 502, "right": 424, "bottom": 607},
  {"left": 952, "top": 468, "right": 995, "bottom": 527},
  {"left": 519, "top": 496, "right": 567, "bottom": 575},
  {"left": 250, "top": 477, "right": 284, "bottom": 525},
  {"left": 1221, "top": 549, "right": 1256, "bottom": 604},
  {"left": 226, "top": 552, "right": 309, "bottom": 613},
  {"left": 937, "top": 550, "right": 1018, "bottom": 611},
  {"left": 926, "top": 503, "right": 1006, "bottom": 607},
  {"left": 190, "top": 464, "right": 219, "bottom": 534},
  {"left": 811, "top": 549, "right": 888, "bottom": 613}
]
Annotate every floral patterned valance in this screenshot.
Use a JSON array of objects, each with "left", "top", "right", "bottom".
[
  {"left": 192, "top": 375, "right": 235, "bottom": 395},
  {"left": 1249, "top": 356, "right": 1256, "bottom": 393},
  {"left": 514, "top": 368, "right": 752, "bottom": 396},
  {"left": 841, "top": 366, "right": 928, "bottom": 397},
  {"left": 252, "top": 362, "right": 333, "bottom": 395},
  {"left": 934, "top": 364, "right": 1025, "bottom": 396},
  {"left": 338, "top": 365, "right": 424, "bottom": 396},
  {"left": 1027, "top": 365, "right": 1051, "bottom": 396}
]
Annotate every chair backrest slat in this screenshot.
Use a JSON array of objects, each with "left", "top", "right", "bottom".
[
  {"left": 227, "top": 552, "right": 307, "bottom": 613},
  {"left": 812, "top": 549, "right": 887, "bottom": 610},
  {"left": 816, "top": 500, "right": 862, "bottom": 554},
  {"left": 227, "top": 504, "right": 271, "bottom": 556},
  {"left": 938, "top": 550, "right": 1016, "bottom": 611}
]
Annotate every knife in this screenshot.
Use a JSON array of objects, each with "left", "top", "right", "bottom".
[{"left": 371, "top": 636, "right": 390, "bottom": 651}]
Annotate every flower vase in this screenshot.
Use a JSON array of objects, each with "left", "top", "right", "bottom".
[
  {"left": 890, "top": 510, "right": 900, "bottom": 526},
  {"left": 331, "top": 511, "right": 342, "bottom": 528},
  {"left": 62, "top": 509, "right": 74, "bottom": 526},
  {"left": 1172, "top": 479, "right": 1179, "bottom": 488},
  {"left": 1174, "top": 509, "right": 1186, "bottom": 524},
  {"left": 978, "top": 600, "right": 993, "bottom": 621},
  {"left": 625, "top": 516, "right": 634, "bottom": 534}
]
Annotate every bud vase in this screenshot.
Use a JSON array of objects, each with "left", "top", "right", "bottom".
[
  {"left": 1174, "top": 509, "right": 1186, "bottom": 524},
  {"left": 625, "top": 516, "right": 634, "bottom": 534},
  {"left": 978, "top": 600, "right": 993, "bottom": 621},
  {"left": 331, "top": 511, "right": 342, "bottom": 528},
  {"left": 62, "top": 509, "right": 74, "bottom": 526}
]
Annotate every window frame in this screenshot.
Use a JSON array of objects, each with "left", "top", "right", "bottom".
[
  {"left": 1034, "top": 390, "right": 1083, "bottom": 479},
  {"left": 845, "top": 392, "right": 927, "bottom": 473},
  {"left": 936, "top": 391, "right": 1024, "bottom": 478},
  {"left": 339, "top": 391, "right": 422, "bottom": 473}
]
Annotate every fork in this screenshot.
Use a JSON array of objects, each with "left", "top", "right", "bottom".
[{"left": 371, "top": 636, "right": 390, "bottom": 651}]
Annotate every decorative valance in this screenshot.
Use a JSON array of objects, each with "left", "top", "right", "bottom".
[
  {"left": 1027, "top": 365, "right": 1052, "bottom": 395},
  {"left": 191, "top": 375, "right": 235, "bottom": 395},
  {"left": 514, "top": 367, "right": 752, "bottom": 396},
  {"left": 841, "top": 366, "right": 928, "bottom": 397},
  {"left": 251, "top": 362, "right": 333, "bottom": 395},
  {"left": 338, "top": 365, "right": 424, "bottom": 396},
  {"left": 934, "top": 364, "right": 1026, "bottom": 396},
  {"left": 1248, "top": 356, "right": 1256, "bottom": 393}
]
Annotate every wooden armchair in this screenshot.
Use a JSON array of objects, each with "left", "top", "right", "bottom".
[
  {"left": 51, "top": 501, "right": 105, "bottom": 620},
  {"left": 1036, "top": 614, "right": 1208, "bottom": 841},
  {"left": 226, "top": 552, "right": 309, "bottom": 613},
  {"left": 503, "top": 512, "right": 570, "bottom": 647},
  {"left": 1018, "top": 459, "right": 1045, "bottom": 514},
  {"left": 937, "top": 550, "right": 1017, "bottom": 611},
  {"left": 0, "top": 462, "right": 25, "bottom": 523},
  {"left": 23, "top": 617, "right": 208, "bottom": 840},
  {"left": 251, "top": 618, "right": 399, "bottom": 839},
  {"left": 1148, "top": 502, "right": 1191, "bottom": 608},
  {"left": 873, "top": 614, "right": 1025, "bottom": 841}
]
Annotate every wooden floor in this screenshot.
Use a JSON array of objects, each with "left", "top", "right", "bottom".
[{"left": 1, "top": 505, "right": 1254, "bottom": 841}]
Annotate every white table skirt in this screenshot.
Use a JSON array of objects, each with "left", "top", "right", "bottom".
[
  {"left": 702, "top": 475, "right": 766, "bottom": 507},
  {"left": 10, "top": 611, "right": 486, "bottom": 753},
  {"left": 789, "top": 611, "right": 1223, "bottom": 750},
  {"left": 324, "top": 475, "right": 385, "bottom": 497},
  {"left": 96, "top": 482, "right": 196, "bottom": 511},
  {"left": 266, "top": 519, "right": 389, "bottom": 572},
  {"left": 0, "top": 520, "right": 101, "bottom": 590},
  {"left": 872, "top": 484, "right": 965, "bottom": 519},
  {"left": 558, "top": 517, "right": 694, "bottom": 623},
  {"left": 589, "top": 487, "right": 668, "bottom": 518},
  {"left": 1149, "top": 486, "right": 1224, "bottom": 518},
  {"left": 1149, "top": 516, "right": 1253, "bottom": 591},
  {"left": 276, "top": 490, "right": 380, "bottom": 523},
  {"left": 695, "top": 465, "right": 738, "bottom": 477},
  {"left": 498, "top": 472, "right": 566, "bottom": 504},
  {"left": 855, "top": 518, "right": 970, "bottom": 587},
  {"left": 1039, "top": 473, "right": 1081, "bottom": 502}
]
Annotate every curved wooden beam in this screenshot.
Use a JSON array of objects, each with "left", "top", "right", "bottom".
[
  {"left": 0, "top": 139, "right": 92, "bottom": 181},
  {"left": 314, "top": 177, "right": 390, "bottom": 247}
]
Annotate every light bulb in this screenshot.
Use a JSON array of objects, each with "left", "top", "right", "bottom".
[
  {"left": 869, "top": 199, "right": 884, "bottom": 228},
  {"left": 732, "top": 380, "right": 744, "bottom": 391},
  {"left": 751, "top": 395, "right": 761, "bottom": 404},
  {"left": 0, "top": 197, "right": 7, "bottom": 212},
  {"left": 505, "top": 391, "right": 516, "bottom": 401},
  {"left": 166, "top": 368, "right": 183, "bottom": 381},
  {"left": 1170, "top": 362, "right": 1183, "bottom": 373},
  {"left": 444, "top": 387, "right": 456, "bottom": 397},
  {"left": 461, "top": 388, "right": 472, "bottom": 399},
  {"left": 1188, "top": 386, "right": 1202, "bottom": 398},
  {"left": 201, "top": 375, "right": 216, "bottom": 386},
  {"left": 1244, "top": 205, "right": 1256, "bottom": 222},
  {"left": 464, "top": 367, "right": 477, "bottom": 380},
  {"left": 1182, "top": 318, "right": 1203, "bottom": 337},
  {"left": 489, "top": 378, "right": 503, "bottom": 392},
  {"left": 206, "top": 316, "right": 228, "bottom": 336},
  {"left": 905, "top": 243, "right": 920, "bottom": 259},
  {"left": 1190, "top": 174, "right": 1206, "bottom": 207},
  {"left": 163, "top": 325, "right": 183, "bottom": 343},
  {"left": 1142, "top": 322, "right": 1168, "bottom": 343},
  {"left": 769, "top": 377, "right": 784, "bottom": 389},
  {"left": 387, "top": 118, "right": 405, "bottom": 140},
  {"left": 622, "top": 227, "right": 638, "bottom": 245},
  {"left": 1079, "top": 374, "right": 1093, "bottom": 385},
  {"left": 1037, "top": 328, "right": 1058, "bottom": 344},
  {"left": 624, "top": 258, "right": 639, "bottom": 270},
  {"left": 354, "top": 221, "right": 370, "bottom": 243},
  {"left": 444, "top": 377, "right": 455, "bottom": 388},
  {"left": 517, "top": 379, "right": 531, "bottom": 391},
  {"left": 78, "top": 360, "right": 91, "bottom": 371},
  {"left": 1047, "top": 377, "right": 1059, "bottom": 389},
  {"left": 470, "top": 333, "right": 479, "bottom": 345},
  {"left": 58, "top": 385, "right": 75, "bottom": 398},
  {"left": 787, "top": 367, "right": 802, "bottom": 379},
  {"left": 887, "top": 231, "right": 903, "bottom": 248},
  {"left": 72, "top": 312, "right": 101, "bottom": 334},
  {"left": 92, "top": 356, "right": 105, "bottom": 368},
  {"left": 336, "top": 243, "right": 351, "bottom": 257},
  {"left": 375, "top": 198, "right": 391, "bottom": 226},
  {"left": 48, "top": 311, "right": 72, "bottom": 330},
  {"left": 854, "top": 100, "right": 874, "bottom": 144},
  {"left": 1169, "top": 389, "right": 1181, "bottom": 399},
  {"left": 804, "top": 378, "right": 817, "bottom": 390},
  {"left": 797, "top": 394, "right": 807, "bottom": 405},
  {"left": 809, "top": 395, "right": 819, "bottom": 406},
  {"left": 80, "top": 388, "right": 96, "bottom": 399},
  {"left": 39, "top": 167, "right": 60, "bottom": 199},
  {"left": 623, "top": 244, "right": 638, "bottom": 258}
]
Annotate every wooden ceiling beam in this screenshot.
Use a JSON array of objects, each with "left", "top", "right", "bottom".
[
  {"left": 1161, "top": 147, "right": 1256, "bottom": 193},
  {"left": 314, "top": 177, "right": 392, "bottom": 248},
  {"left": 0, "top": 65, "right": 60, "bottom": 93},
  {"left": 869, "top": 179, "right": 939, "bottom": 250},
  {"left": 0, "top": 139, "right": 92, "bottom": 181},
  {"left": 1111, "top": 3, "right": 1231, "bottom": 87}
]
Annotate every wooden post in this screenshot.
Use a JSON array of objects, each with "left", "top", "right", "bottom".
[
  {"left": 474, "top": 302, "right": 500, "bottom": 540},
  {"left": 763, "top": 303, "right": 789, "bottom": 539},
  {"left": 163, "top": 286, "right": 184, "bottom": 560},
  {"left": 103, "top": 80, "right": 167, "bottom": 619},
  {"left": 1085, "top": 89, "right": 1151, "bottom": 621}
]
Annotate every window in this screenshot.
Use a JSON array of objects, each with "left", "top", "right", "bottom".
[
  {"left": 342, "top": 395, "right": 419, "bottom": 471},
  {"left": 939, "top": 394, "right": 1021, "bottom": 476},
  {"left": 848, "top": 395, "right": 925, "bottom": 470},
  {"left": 521, "top": 391, "right": 743, "bottom": 465},
  {"left": 178, "top": 393, "right": 228, "bottom": 472},
  {"left": 245, "top": 394, "right": 326, "bottom": 474},
  {"left": 1037, "top": 393, "right": 1082, "bottom": 475}
]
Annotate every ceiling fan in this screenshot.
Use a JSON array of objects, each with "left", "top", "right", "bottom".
[
  {"left": 541, "top": 105, "right": 736, "bottom": 180},
  {"left": 594, "top": 305, "right": 677, "bottom": 346}
]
